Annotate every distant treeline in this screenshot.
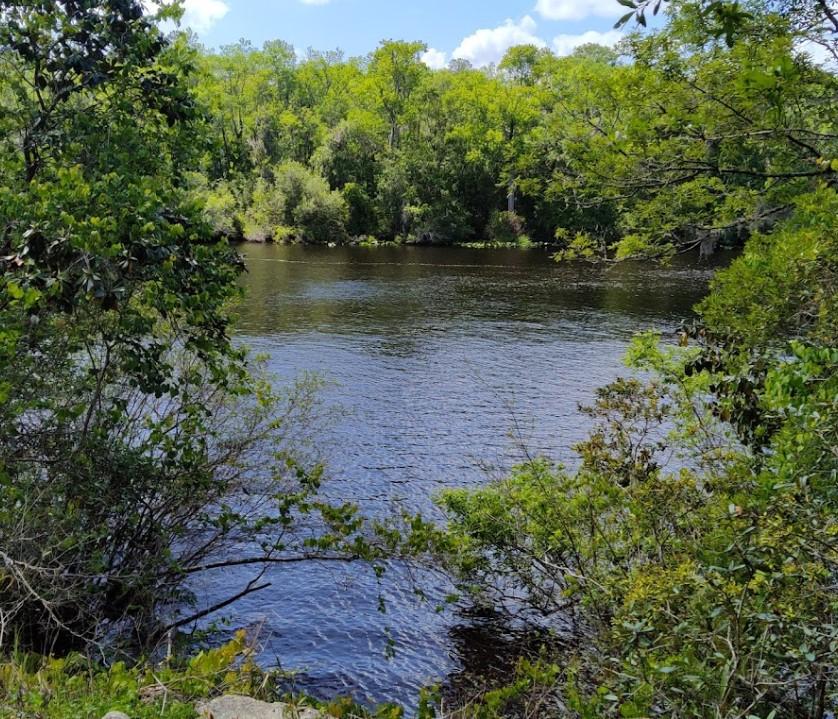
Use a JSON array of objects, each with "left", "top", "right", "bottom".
[{"left": 187, "top": 27, "right": 835, "bottom": 256}]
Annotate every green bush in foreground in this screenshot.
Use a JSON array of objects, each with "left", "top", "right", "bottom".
[
  {"left": 0, "top": 633, "right": 266, "bottom": 719},
  {"left": 0, "top": 633, "right": 413, "bottom": 719},
  {"left": 0, "top": 0, "right": 373, "bottom": 656},
  {"left": 431, "top": 188, "right": 838, "bottom": 718}
]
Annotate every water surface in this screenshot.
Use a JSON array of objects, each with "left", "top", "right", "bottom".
[{"left": 208, "top": 244, "right": 725, "bottom": 708}]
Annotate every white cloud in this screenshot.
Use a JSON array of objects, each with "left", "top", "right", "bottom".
[
  {"left": 182, "top": 0, "right": 229, "bottom": 31},
  {"left": 301, "top": 0, "right": 331, "bottom": 5},
  {"left": 553, "top": 29, "right": 624, "bottom": 55},
  {"left": 452, "top": 16, "right": 546, "bottom": 68},
  {"left": 421, "top": 47, "right": 449, "bottom": 70},
  {"left": 144, "top": 0, "right": 229, "bottom": 33},
  {"left": 535, "top": 0, "right": 625, "bottom": 21}
]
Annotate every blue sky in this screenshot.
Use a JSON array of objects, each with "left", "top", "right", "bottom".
[{"left": 174, "top": 0, "right": 631, "bottom": 67}]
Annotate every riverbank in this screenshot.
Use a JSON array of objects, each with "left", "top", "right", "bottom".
[
  {"left": 0, "top": 636, "right": 408, "bottom": 719},
  {"left": 228, "top": 234, "right": 546, "bottom": 250}
]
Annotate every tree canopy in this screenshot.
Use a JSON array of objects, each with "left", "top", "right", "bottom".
[{"left": 185, "top": 5, "right": 837, "bottom": 258}]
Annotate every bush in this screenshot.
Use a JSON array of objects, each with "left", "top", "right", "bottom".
[
  {"left": 0, "top": 352, "right": 342, "bottom": 651},
  {"left": 242, "top": 163, "right": 349, "bottom": 243},
  {"left": 0, "top": 0, "right": 332, "bottom": 654},
  {"left": 242, "top": 177, "right": 286, "bottom": 241},
  {"left": 486, "top": 211, "right": 527, "bottom": 245},
  {"left": 0, "top": 632, "right": 412, "bottom": 719},
  {"left": 431, "top": 192, "right": 838, "bottom": 718},
  {"left": 294, "top": 193, "right": 349, "bottom": 243},
  {"left": 203, "top": 181, "right": 243, "bottom": 239},
  {"left": 342, "top": 182, "right": 378, "bottom": 238},
  {"left": 0, "top": 633, "right": 273, "bottom": 718},
  {"left": 271, "top": 161, "right": 313, "bottom": 225},
  {"left": 399, "top": 202, "right": 471, "bottom": 245}
]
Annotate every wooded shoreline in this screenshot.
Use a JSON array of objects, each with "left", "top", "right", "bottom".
[{"left": 1, "top": 0, "right": 837, "bottom": 717}]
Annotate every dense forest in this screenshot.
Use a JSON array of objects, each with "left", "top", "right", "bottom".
[
  {"left": 187, "top": 9, "right": 837, "bottom": 259},
  {"left": 0, "top": 0, "right": 837, "bottom": 718}
]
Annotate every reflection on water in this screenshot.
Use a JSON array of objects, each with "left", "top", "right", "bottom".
[{"left": 204, "top": 244, "right": 727, "bottom": 710}]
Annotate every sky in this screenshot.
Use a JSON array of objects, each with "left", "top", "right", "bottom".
[{"left": 174, "top": 0, "right": 632, "bottom": 67}]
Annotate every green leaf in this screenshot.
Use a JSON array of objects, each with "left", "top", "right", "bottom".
[
  {"left": 6, "top": 282, "right": 25, "bottom": 301},
  {"left": 615, "top": 11, "right": 636, "bottom": 28}
]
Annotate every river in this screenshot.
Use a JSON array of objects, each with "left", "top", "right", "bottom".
[{"left": 205, "top": 243, "right": 726, "bottom": 709}]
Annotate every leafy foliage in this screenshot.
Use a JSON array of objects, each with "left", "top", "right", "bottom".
[
  {"left": 0, "top": 631, "right": 419, "bottom": 719},
  {"left": 0, "top": 0, "right": 374, "bottom": 656},
  {"left": 184, "top": 2, "right": 838, "bottom": 253},
  {"left": 404, "top": 4, "right": 838, "bottom": 717},
  {"left": 426, "top": 182, "right": 838, "bottom": 719},
  {"left": 0, "top": 632, "right": 269, "bottom": 718},
  {"left": 2, "top": 2, "right": 837, "bottom": 717}
]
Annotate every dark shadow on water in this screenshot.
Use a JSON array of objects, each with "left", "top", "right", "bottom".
[{"left": 442, "top": 607, "right": 567, "bottom": 709}]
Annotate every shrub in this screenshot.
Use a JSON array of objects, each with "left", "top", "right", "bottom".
[
  {"left": 431, "top": 192, "right": 838, "bottom": 718},
  {"left": 0, "top": 633, "right": 272, "bottom": 718},
  {"left": 0, "top": 632, "right": 411, "bottom": 719},
  {"left": 242, "top": 177, "right": 285, "bottom": 241},
  {"left": 0, "top": 0, "right": 371, "bottom": 670},
  {"left": 242, "top": 163, "right": 349, "bottom": 243},
  {"left": 203, "top": 181, "right": 243, "bottom": 239},
  {"left": 342, "top": 182, "right": 378, "bottom": 238},
  {"left": 0, "top": 354, "right": 345, "bottom": 651},
  {"left": 271, "top": 161, "right": 313, "bottom": 225},
  {"left": 486, "top": 211, "right": 527, "bottom": 245},
  {"left": 294, "top": 194, "right": 348, "bottom": 243}
]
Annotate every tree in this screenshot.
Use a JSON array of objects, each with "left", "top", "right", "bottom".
[
  {"left": 195, "top": 39, "right": 261, "bottom": 177},
  {"left": 262, "top": 39, "right": 297, "bottom": 105},
  {"left": 499, "top": 44, "right": 554, "bottom": 86},
  {"left": 368, "top": 40, "right": 429, "bottom": 149},
  {"left": 540, "top": 3, "right": 838, "bottom": 259},
  {"left": 0, "top": 1, "right": 366, "bottom": 653},
  {"left": 570, "top": 42, "right": 620, "bottom": 65},
  {"left": 312, "top": 113, "right": 385, "bottom": 193},
  {"left": 620, "top": 0, "right": 838, "bottom": 59}
]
